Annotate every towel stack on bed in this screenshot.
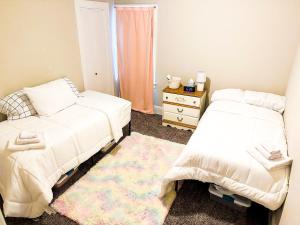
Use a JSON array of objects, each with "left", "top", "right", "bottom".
[
  {"left": 247, "top": 143, "right": 292, "bottom": 171},
  {"left": 7, "top": 131, "right": 46, "bottom": 151},
  {"left": 256, "top": 144, "right": 282, "bottom": 160}
]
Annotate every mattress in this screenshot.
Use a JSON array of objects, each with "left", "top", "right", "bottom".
[
  {"left": 80, "top": 90, "right": 131, "bottom": 127},
  {"left": 160, "top": 101, "right": 289, "bottom": 210},
  {"left": 0, "top": 92, "right": 131, "bottom": 218}
]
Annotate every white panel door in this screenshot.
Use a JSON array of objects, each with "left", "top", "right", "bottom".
[{"left": 75, "top": 0, "right": 114, "bottom": 95}]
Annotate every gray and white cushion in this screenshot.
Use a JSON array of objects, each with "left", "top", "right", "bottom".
[
  {"left": 63, "top": 77, "right": 80, "bottom": 97},
  {"left": 0, "top": 90, "right": 37, "bottom": 120}
]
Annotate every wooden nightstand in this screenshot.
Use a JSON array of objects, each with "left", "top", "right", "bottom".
[{"left": 162, "top": 85, "right": 206, "bottom": 131}]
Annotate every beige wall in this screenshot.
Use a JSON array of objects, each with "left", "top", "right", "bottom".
[
  {"left": 279, "top": 45, "right": 300, "bottom": 225},
  {"left": 2, "top": 0, "right": 300, "bottom": 105},
  {"left": 116, "top": 0, "right": 300, "bottom": 106},
  {"left": 0, "top": 0, "right": 84, "bottom": 97}
]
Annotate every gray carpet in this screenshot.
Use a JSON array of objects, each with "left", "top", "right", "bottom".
[{"left": 2, "top": 111, "right": 268, "bottom": 225}]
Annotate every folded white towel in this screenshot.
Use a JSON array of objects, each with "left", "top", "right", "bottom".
[
  {"left": 255, "top": 145, "right": 282, "bottom": 160},
  {"left": 7, "top": 135, "right": 46, "bottom": 151},
  {"left": 261, "top": 143, "right": 281, "bottom": 155},
  {"left": 19, "top": 131, "right": 38, "bottom": 139},
  {"left": 7, "top": 141, "right": 46, "bottom": 151},
  {"left": 247, "top": 148, "right": 292, "bottom": 171},
  {"left": 15, "top": 136, "right": 41, "bottom": 145}
]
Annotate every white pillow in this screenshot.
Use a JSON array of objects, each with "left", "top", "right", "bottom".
[
  {"left": 211, "top": 89, "right": 244, "bottom": 103},
  {"left": 63, "top": 77, "right": 81, "bottom": 97},
  {"left": 244, "top": 91, "right": 286, "bottom": 113},
  {"left": 23, "top": 79, "right": 78, "bottom": 116}
]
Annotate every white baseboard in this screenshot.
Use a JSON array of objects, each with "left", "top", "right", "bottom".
[{"left": 154, "top": 105, "right": 162, "bottom": 115}]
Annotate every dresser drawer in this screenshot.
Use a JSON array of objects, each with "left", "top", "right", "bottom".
[
  {"left": 163, "top": 104, "right": 200, "bottom": 118},
  {"left": 163, "top": 111, "right": 199, "bottom": 126},
  {"left": 163, "top": 93, "right": 201, "bottom": 107}
]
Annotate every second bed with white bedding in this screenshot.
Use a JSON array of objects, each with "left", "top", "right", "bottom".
[
  {"left": 160, "top": 100, "right": 289, "bottom": 210},
  {"left": 0, "top": 91, "right": 131, "bottom": 218}
]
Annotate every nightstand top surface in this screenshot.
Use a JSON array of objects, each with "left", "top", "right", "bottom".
[{"left": 163, "top": 85, "right": 206, "bottom": 98}]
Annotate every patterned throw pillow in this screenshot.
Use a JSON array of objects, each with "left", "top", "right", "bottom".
[
  {"left": 63, "top": 77, "right": 80, "bottom": 97},
  {"left": 0, "top": 90, "right": 37, "bottom": 120}
]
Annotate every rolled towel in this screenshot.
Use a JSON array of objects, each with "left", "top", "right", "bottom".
[
  {"left": 247, "top": 148, "right": 292, "bottom": 171},
  {"left": 19, "top": 131, "right": 38, "bottom": 139},
  {"left": 255, "top": 145, "right": 282, "bottom": 160}
]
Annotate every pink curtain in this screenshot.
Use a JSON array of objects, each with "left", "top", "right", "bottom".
[{"left": 116, "top": 7, "right": 154, "bottom": 114}]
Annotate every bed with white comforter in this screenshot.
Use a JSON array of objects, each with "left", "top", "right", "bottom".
[
  {"left": 0, "top": 91, "right": 131, "bottom": 218},
  {"left": 160, "top": 100, "right": 289, "bottom": 210}
]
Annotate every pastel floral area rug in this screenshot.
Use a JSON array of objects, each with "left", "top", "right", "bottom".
[{"left": 51, "top": 132, "right": 185, "bottom": 225}]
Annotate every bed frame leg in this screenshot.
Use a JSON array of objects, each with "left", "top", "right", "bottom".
[
  {"left": 128, "top": 121, "right": 131, "bottom": 136},
  {"left": 175, "top": 181, "right": 179, "bottom": 192}
]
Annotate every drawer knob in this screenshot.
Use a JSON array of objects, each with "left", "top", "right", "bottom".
[
  {"left": 177, "top": 108, "right": 183, "bottom": 113},
  {"left": 193, "top": 101, "right": 196, "bottom": 104},
  {"left": 166, "top": 96, "right": 168, "bottom": 100},
  {"left": 177, "top": 116, "right": 183, "bottom": 122}
]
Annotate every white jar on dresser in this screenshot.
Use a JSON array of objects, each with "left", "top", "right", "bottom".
[{"left": 162, "top": 85, "right": 206, "bottom": 131}]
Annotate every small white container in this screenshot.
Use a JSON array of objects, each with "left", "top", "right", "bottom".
[
  {"left": 169, "top": 76, "right": 181, "bottom": 89},
  {"left": 197, "top": 83, "right": 205, "bottom": 91},
  {"left": 196, "top": 71, "right": 206, "bottom": 91},
  {"left": 209, "top": 184, "right": 251, "bottom": 210}
]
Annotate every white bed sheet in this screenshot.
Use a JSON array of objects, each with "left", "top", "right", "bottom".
[
  {"left": 0, "top": 93, "right": 131, "bottom": 218},
  {"left": 160, "top": 101, "right": 289, "bottom": 210}
]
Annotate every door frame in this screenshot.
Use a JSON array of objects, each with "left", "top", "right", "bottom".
[
  {"left": 74, "top": 0, "right": 115, "bottom": 95},
  {"left": 0, "top": 210, "right": 6, "bottom": 225}
]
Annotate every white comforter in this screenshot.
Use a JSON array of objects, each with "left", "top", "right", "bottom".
[
  {"left": 160, "top": 101, "right": 290, "bottom": 210},
  {"left": 77, "top": 91, "right": 127, "bottom": 142},
  {"left": 0, "top": 92, "right": 131, "bottom": 218}
]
